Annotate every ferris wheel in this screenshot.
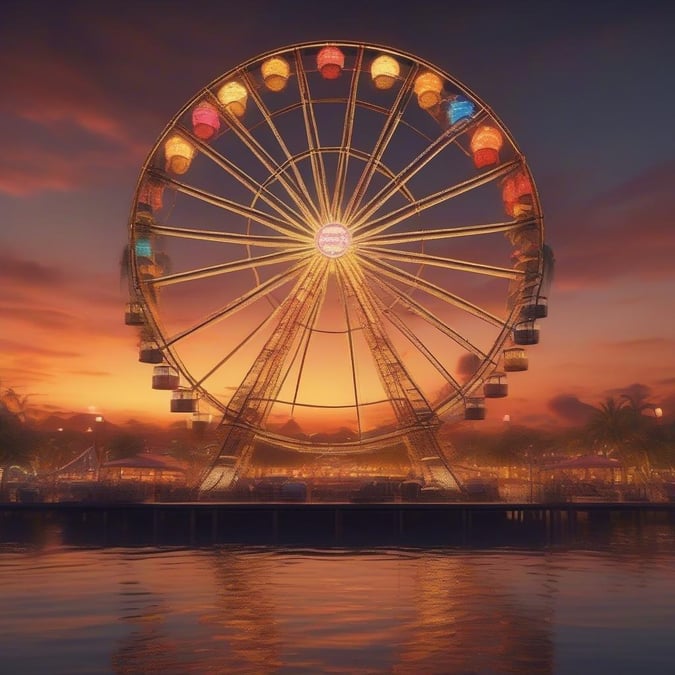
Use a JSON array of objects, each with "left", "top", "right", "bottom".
[{"left": 124, "top": 41, "right": 550, "bottom": 492}]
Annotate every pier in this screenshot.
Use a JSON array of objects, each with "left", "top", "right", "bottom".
[{"left": 2, "top": 502, "right": 674, "bottom": 548}]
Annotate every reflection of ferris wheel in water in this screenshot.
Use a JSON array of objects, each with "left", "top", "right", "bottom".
[{"left": 124, "top": 41, "right": 552, "bottom": 493}]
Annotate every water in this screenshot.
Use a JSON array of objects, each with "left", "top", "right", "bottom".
[{"left": 1, "top": 518, "right": 674, "bottom": 674}]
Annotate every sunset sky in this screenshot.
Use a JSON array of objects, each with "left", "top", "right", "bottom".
[{"left": 2, "top": 0, "right": 674, "bottom": 432}]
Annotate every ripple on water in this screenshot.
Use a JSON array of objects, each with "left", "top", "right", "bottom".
[{"left": 0, "top": 523, "right": 674, "bottom": 674}]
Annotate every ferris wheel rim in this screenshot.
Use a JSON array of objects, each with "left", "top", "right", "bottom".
[{"left": 127, "top": 40, "right": 546, "bottom": 447}]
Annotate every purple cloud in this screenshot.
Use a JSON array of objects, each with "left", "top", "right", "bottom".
[{"left": 547, "top": 394, "right": 596, "bottom": 425}]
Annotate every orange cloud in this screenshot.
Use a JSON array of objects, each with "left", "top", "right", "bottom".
[{"left": 0, "top": 339, "right": 79, "bottom": 359}]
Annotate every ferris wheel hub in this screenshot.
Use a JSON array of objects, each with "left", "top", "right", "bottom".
[{"left": 315, "top": 223, "right": 351, "bottom": 258}]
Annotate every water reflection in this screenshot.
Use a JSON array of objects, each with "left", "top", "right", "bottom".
[
  {"left": 113, "top": 568, "right": 176, "bottom": 674},
  {"left": 394, "top": 553, "right": 555, "bottom": 674},
  {"left": 1, "top": 517, "right": 674, "bottom": 674},
  {"left": 205, "top": 551, "right": 283, "bottom": 671}
]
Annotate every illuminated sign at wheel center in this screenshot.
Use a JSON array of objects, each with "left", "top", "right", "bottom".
[{"left": 316, "top": 223, "right": 351, "bottom": 258}]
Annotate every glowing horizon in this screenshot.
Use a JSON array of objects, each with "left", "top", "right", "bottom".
[{"left": 1, "top": 5, "right": 674, "bottom": 436}]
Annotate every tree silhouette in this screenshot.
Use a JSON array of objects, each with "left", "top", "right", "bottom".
[
  {"left": 585, "top": 394, "right": 667, "bottom": 495},
  {"left": 107, "top": 432, "right": 146, "bottom": 461},
  {"left": 0, "top": 387, "right": 37, "bottom": 494},
  {"left": 586, "top": 397, "right": 633, "bottom": 455}
]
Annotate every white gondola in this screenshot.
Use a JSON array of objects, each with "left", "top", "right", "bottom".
[
  {"left": 152, "top": 364, "right": 180, "bottom": 390},
  {"left": 170, "top": 388, "right": 199, "bottom": 413}
]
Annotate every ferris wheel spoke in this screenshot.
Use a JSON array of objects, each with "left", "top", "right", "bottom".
[
  {"left": 173, "top": 125, "right": 312, "bottom": 236},
  {"left": 148, "top": 223, "right": 302, "bottom": 248},
  {"left": 295, "top": 49, "right": 332, "bottom": 222},
  {"left": 350, "top": 110, "right": 490, "bottom": 227},
  {"left": 357, "top": 254, "right": 504, "bottom": 328},
  {"left": 332, "top": 47, "right": 363, "bottom": 221},
  {"left": 366, "top": 271, "right": 487, "bottom": 360},
  {"left": 165, "top": 259, "right": 309, "bottom": 347},
  {"left": 194, "top": 311, "right": 277, "bottom": 389},
  {"left": 150, "top": 171, "right": 312, "bottom": 242},
  {"left": 335, "top": 262, "right": 363, "bottom": 438},
  {"left": 357, "top": 274, "right": 463, "bottom": 395},
  {"left": 151, "top": 248, "right": 312, "bottom": 288},
  {"left": 266, "top": 146, "right": 418, "bottom": 209},
  {"left": 286, "top": 273, "right": 329, "bottom": 417},
  {"left": 359, "top": 246, "right": 521, "bottom": 280},
  {"left": 339, "top": 259, "right": 435, "bottom": 421},
  {"left": 265, "top": 259, "right": 327, "bottom": 410},
  {"left": 224, "top": 258, "right": 329, "bottom": 419},
  {"left": 361, "top": 217, "right": 535, "bottom": 246},
  {"left": 240, "top": 68, "right": 323, "bottom": 228},
  {"left": 213, "top": 106, "right": 321, "bottom": 229},
  {"left": 342, "top": 65, "right": 418, "bottom": 223},
  {"left": 352, "top": 159, "right": 520, "bottom": 239}
]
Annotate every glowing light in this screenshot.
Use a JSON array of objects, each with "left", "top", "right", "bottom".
[
  {"left": 164, "top": 135, "right": 196, "bottom": 174},
  {"left": 191, "top": 101, "right": 220, "bottom": 140},
  {"left": 261, "top": 56, "right": 291, "bottom": 91},
  {"left": 217, "top": 81, "right": 248, "bottom": 117},
  {"left": 503, "top": 171, "right": 534, "bottom": 217},
  {"left": 135, "top": 238, "right": 152, "bottom": 258},
  {"left": 316, "top": 223, "right": 351, "bottom": 258},
  {"left": 448, "top": 95, "right": 475, "bottom": 124},
  {"left": 413, "top": 72, "right": 443, "bottom": 110},
  {"left": 317, "top": 46, "right": 345, "bottom": 80},
  {"left": 370, "top": 54, "right": 400, "bottom": 90},
  {"left": 470, "top": 125, "right": 503, "bottom": 168}
]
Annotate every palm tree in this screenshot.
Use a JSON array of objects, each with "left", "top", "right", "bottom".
[
  {"left": 586, "top": 397, "right": 633, "bottom": 455},
  {"left": 0, "top": 387, "right": 34, "bottom": 424},
  {"left": 586, "top": 395, "right": 660, "bottom": 496},
  {"left": 0, "top": 393, "right": 36, "bottom": 497}
]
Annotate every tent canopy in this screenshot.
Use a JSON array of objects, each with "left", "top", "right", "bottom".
[{"left": 102, "top": 453, "right": 186, "bottom": 471}]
